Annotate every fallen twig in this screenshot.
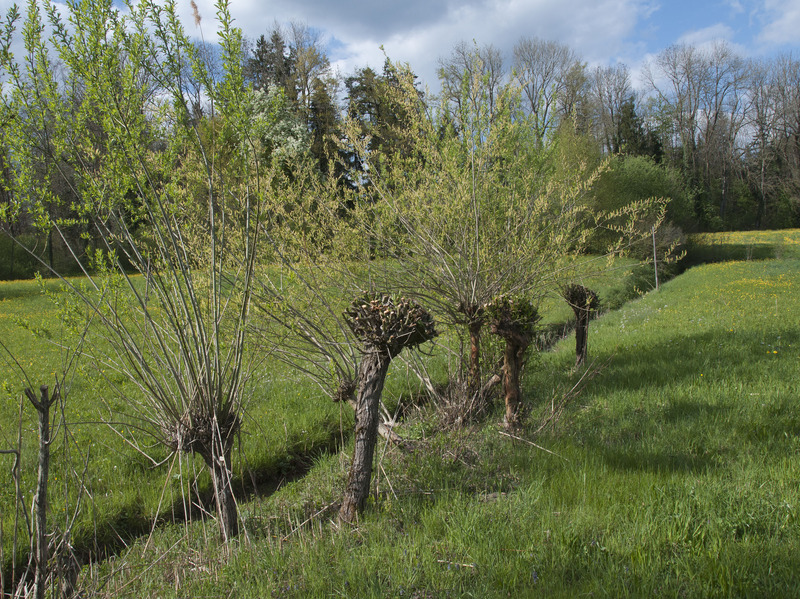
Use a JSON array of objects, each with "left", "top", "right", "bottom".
[
  {"left": 498, "top": 430, "right": 570, "bottom": 462},
  {"left": 437, "top": 559, "right": 476, "bottom": 569},
  {"left": 281, "top": 501, "right": 338, "bottom": 541}
]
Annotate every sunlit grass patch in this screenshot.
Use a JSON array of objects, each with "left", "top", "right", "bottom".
[{"left": 687, "top": 228, "right": 800, "bottom": 262}]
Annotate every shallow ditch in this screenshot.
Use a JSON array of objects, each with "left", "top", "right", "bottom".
[{"left": 2, "top": 426, "right": 344, "bottom": 595}]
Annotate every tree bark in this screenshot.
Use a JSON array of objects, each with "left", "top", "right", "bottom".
[
  {"left": 467, "top": 320, "right": 482, "bottom": 396},
  {"left": 503, "top": 342, "right": 522, "bottom": 428},
  {"left": 339, "top": 349, "right": 390, "bottom": 524},
  {"left": 499, "top": 330, "right": 530, "bottom": 428},
  {"left": 575, "top": 308, "right": 590, "bottom": 367},
  {"left": 344, "top": 398, "right": 412, "bottom": 449},
  {"left": 211, "top": 456, "right": 238, "bottom": 541},
  {"left": 202, "top": 435, "right": 239, "bottom": 541},
  {"left": 564, "top": 285, "right": 597, "bottom": 368},
  {"left": 25, "top": 385, "right": 56, "bottom": 599}
]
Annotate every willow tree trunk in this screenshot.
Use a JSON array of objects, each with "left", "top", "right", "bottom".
[
  {"left": 25, "top": 385, "right": 55, "bottom": 599},
  {"left": 467, "top": 321, "right": 482, "bottom": 396},
  {"left": 575, "top": 308, "right": 590, "bottom": 368},
  {"left": 503, "top": 342, "right": 522, "bottom": 427},
  {"left": 339, "top": 349, "right": 391, "bottom": 524},
  {"left": 202, "top": 442, "right": 238, "bottom": 542},
  {"left": 498, "top": 329, "right": 532, "bottom": 428},
  {"left": 565, "top": 285, "right": 597, "bottom": 368}
]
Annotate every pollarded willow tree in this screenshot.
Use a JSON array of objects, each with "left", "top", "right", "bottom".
[
  {"left": 342, "top": 54, "right": 668, "bottom": 425},
  {"left": 561, "top": 284, "right": 599, "bottom": 368},
  {"left": 339, "top": 293, "right": 436, "bottom": 522},
  {"left": 0, "top": 0, "right": 288, "bottom": 541},
  {"left": 247, "top": 164, "right": 439, "bottom": 520},
  {"left": 486, "top": 295, "right": 540, "bottom": 428}
]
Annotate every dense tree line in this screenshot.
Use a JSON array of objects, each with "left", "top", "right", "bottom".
[
  {"left": 3, "top": 23, "right": 797, "bottom": 276},
  {"left": 437, "top": 38, "right": 800, "bottom": 232},
  {"left": 241, "top": 32, "right": 800, "bottom": 234}
]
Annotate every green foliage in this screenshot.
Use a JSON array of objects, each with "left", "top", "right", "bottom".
[
  {"left": 616, "top": 97, "right": 664, "bottom": 161},
  {"left": 0, "top": 0, "right": 309, "bottom": 544},
  {"left": 338, "top": 55, "right": 668, "bottom": 418},
  {"left": 345, "top": 58, "right": 609, "bottom": 322},
  {"left": 591, "top": 154, "right": 693, "bottom": 240}
]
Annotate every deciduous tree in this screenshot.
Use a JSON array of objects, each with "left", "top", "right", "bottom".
[
  {"left": 513, "top": 37, "right": 581, "bottom": 146},
  {"left": 343, "top": 57, "right": 665, "bottom": 424},
  {"left": 0, "top": 0, "right": 276, "bottom": 542}
]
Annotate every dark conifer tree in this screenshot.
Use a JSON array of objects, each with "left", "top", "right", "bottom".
[{"left": 247, "top": 29, "right": 294, "bottom": 98}]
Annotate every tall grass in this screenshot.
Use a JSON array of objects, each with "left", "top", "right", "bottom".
[
  {"left": 71, "top": 233, "right": 800, "bottom": 597},
  {"left": 0, "top": 277, "right": 348, "bottom": 581},
  {"left": 686, "top": 228, "right": 800, "bottom": 263}
]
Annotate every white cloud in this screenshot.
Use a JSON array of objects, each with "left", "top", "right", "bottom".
[
  {"left": 295, "top": 0, "right": 653, "bottom": 90},
  {"left": 726, "top": 0, "right": 746, "bottom": 15},
  {"left": 5, "top": 0, "right": 792, "bottom": 97},
  {"left": 758, "top": 0, "right": 800, "bottom": 46},
  {"left": 677, "top": 23, "right": 735, "bottom": 47}
]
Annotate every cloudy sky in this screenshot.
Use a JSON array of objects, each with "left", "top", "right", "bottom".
[
  {"left": 5, "top": 0, "right": 800, "bottom": 91},
  {"left": 185, "top": 0, "right": 799, "bottom": 90}
]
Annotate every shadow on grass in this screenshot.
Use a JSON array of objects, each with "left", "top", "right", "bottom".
[
  {"left": 2, "top": 425, "right": 345, "bottom": 594},
  {"left": 0, "top": 278, "right": 66, "bottom": 301},
  {"left": 598, "top": 446, "right": 721, "bottom": 473},
  {"left": 589, "top": 327, "right": 798, "bottom": 395},
  {"left": 555, "top": 327, "right": 800, "bottom": 474},
  {"left": 547, "top": 534, "right": 800, "bottom": 598},
  {"left": 683, "top": 242, "right": 775, "bottom": 266}
]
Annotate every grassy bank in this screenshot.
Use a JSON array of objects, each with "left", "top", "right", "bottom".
[
  {"left": 0, "top": 275, "right": 351, "bottom": 580},
  {"left": 65, "top": 231, "right": 800, "bottom": 596}
]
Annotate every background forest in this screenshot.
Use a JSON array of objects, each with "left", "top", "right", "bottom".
[
  {"left": 232, "top": 27, "right": 800, "bottom": 235},
  {"left": 2, "top": 10, "right": 800, "bottom": 278}
]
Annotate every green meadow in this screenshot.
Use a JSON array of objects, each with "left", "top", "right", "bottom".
[
  {"left": 2, "top": 230, "right": 800, "bottom": 596},
  {"left": 0, "top": 274, "right": 350, "bottom": 571}
]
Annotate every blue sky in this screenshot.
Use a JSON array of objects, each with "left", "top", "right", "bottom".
[
  {"left": 189, "top": 0, "right": 799, "bottom": 90},
  {"left": 6, "top": 0, "right": 800, "bottom": 91}
]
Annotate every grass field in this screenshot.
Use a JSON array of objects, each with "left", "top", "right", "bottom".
[
  {"left": 2, "top": 231, "right": 799, "bottom": 596},
  {"left": 0, "top": 274, "right": 351, "bottom": 577},
  {"left": 686, "top": 228, "right": 800, "bottom": 263}
]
